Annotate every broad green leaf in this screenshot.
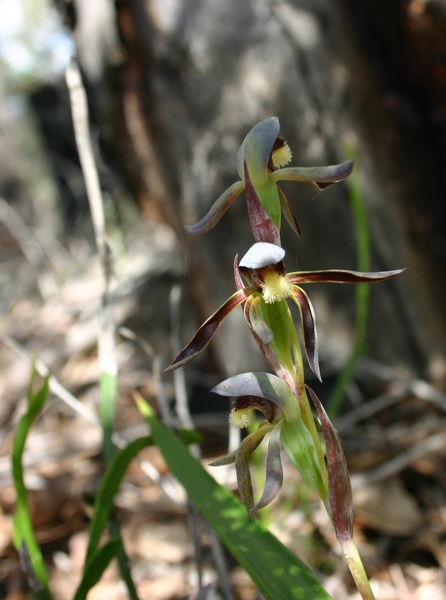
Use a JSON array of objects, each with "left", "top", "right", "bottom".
[{"left": 137, "top": 400, "right": 331, "bottom": 600}]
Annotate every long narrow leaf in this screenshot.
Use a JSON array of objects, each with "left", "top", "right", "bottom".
[
  {"left": 12, "top": 373, "right": 52, "bottom": 599},
  {"left": 85, "top": 436, "right": 152, "bottom": 563},
  {"left": 137, "top": 400, "right": 331, "bottom": 600},
  {"left": 74, "top": 539, "right": 121, "bottom": 600}
]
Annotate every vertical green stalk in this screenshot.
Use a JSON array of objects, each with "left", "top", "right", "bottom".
[
  {"left": 329, "top": 150, "right": 370, "bottom": 418},
  {"left": 258, "top": 300, "right": 296, "bottom": 379},
  {"left": 340, "top": 539, "right": 376, "bottom": 600},
  {"left": 288, "top": 311, "right": 328, "bottom": 492},
  {"left": 99, "top": 372, "right": 117, "bottom": 465}
]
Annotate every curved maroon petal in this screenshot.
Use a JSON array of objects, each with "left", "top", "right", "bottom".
[
  {"left": 233, "top": 254, "right": 244, "bottom": 291},
  {"left": 287, "top": 268, "right": 405, "bottom": 285},
  {"left": 278, "top": 187, "right": 301, "bottom": 237},
  {"left": 235, "top": 424, "right": 272, "bottom": 517},
  {"left": 289, "top": 286, "right": 321, "bottom": 382},
  {"left": 244, "top": 295, "right": 273, "bottom": 345},
  {"left": 253, "top": 422, "right": 284, "bottom": 512},
  {"left": 185, "top": 180, "right": 245, "bottom": 234},
  {"left": 306, "top": 385, "right": 353, "bottom": 543},
  {"left": 163, "top": 288, "right": 251, "bottom": 372}
]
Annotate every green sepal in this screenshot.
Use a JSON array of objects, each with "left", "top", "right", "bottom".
[
  {"left": 258, "top": 300, "right": 294, "bottom": 376},
  {"left": 280, "top": 420, "right": 328, "bottom": 502}
]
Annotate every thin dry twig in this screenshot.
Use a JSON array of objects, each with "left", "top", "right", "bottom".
[
  {"left": 351, "top": 431, "right": 446, "bottom": 489},
  {"left": 65, "top": 59, "right": 116, "bottom": 381},
  {"left": 1, "top": 334, "right": 183, "bottom": 502}
]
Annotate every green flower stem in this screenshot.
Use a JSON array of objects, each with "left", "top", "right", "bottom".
[
  {"left": 99, "top": 371, "right": 117, "bottom": 464},
  {"left": 328, "top": 151, "right": 371, "bottom": 419},
  {"left": 338, "top": 538, "right": 376, "bottom": 600},
  {"left": 289, "top": 312, "right": 328, "bottom": 491},
  {"left": 258, "top": 300, "right": 295, "bottom": 381}
]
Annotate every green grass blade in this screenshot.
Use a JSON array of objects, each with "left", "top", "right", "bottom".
[
  {"left": 11, "top": 373, "right": 52, "bottom": 599},
  {"left": 137, "top": 399, "right": 331, "bottom": 600},
  {"left": 74, "top": 539, "right": 120, "bottom": 600},
  {"left": 329, "top": 150, "right": 371, "bottom": 418},
  {"left": 85, "top": 436, "right": 152, "bottom": 563}
]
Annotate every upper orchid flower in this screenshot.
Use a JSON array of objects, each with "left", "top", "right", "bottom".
[
  {"left": 164, "top": 242, "right": 403, "bottom": 387},
  {"left": 186, "top": 117, "right": 353, "bottom": 245}
]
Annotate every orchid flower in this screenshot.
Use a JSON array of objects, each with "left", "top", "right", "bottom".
[
  {"left": 164, "top": 242, "right": 403, "bottom": 388},
  {"left": 209, "top": 371, "right": 328, "bottom": 518},
  {"left": 209, "top": 371, "right": 376, "bottom": 599},
  {"left": 186, "top": 117, "right": 353, "bottom": 245}
]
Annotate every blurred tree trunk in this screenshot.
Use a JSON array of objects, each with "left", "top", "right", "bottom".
[
  {"left": 334, "top": 0, "right": 446, "bottom": 380},
  {"left": 58, "top": 0, "right": 446, "bottom": 382}
]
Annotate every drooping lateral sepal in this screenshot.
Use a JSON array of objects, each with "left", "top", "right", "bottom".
[
  {"left": 185, "top": 180, "right": 245, "bottom": 234},
  {"left": 253, "top": 421, "right": 284, "bottom": 512},
  {"left": 235, "top": 423, "right": 273, "bottom": 518},
  {"left": 163, "top": 288, "right": 251, "bottom": 372},
  {"left": 289, "top": 286, "right": 321, "bottom": 382}
]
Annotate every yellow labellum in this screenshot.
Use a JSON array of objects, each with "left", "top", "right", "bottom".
[
  {"left": 229, "top": 407, "right": 253, "bottom": 429},
  {"left": 271, "top": 141, "right": 292, "bottom": 169},
  {"left": 261, "top": 270, "right": 292, "bottom": 304}
]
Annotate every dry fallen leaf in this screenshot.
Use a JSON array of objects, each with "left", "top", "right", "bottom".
[{"left": 354, "top": 477, "right": 424, "bottom": 536}]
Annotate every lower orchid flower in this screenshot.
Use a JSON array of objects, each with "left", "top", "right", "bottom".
[{"left": 209, "top": 371, "right": 329, "bottom": 519}]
